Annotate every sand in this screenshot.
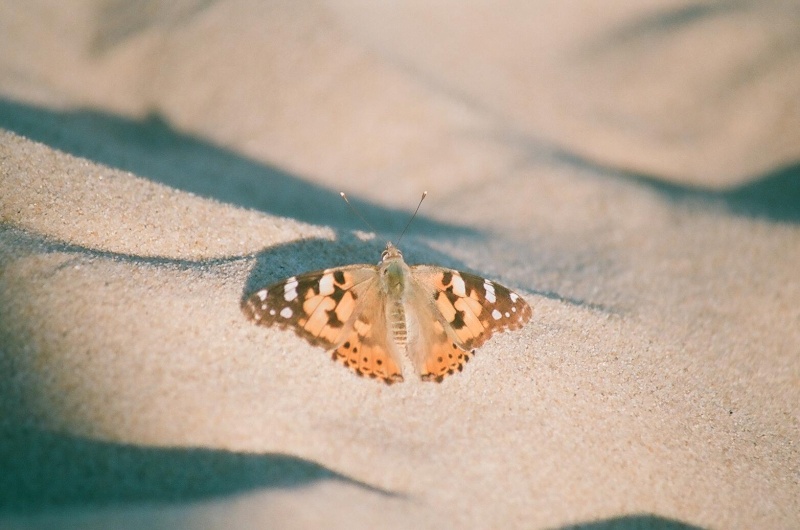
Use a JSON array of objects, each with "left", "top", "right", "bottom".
[{"left": 1, "top": 1, "right": 798, "bottom": 529}]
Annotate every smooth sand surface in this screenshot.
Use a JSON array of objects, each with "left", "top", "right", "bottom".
[{"left": 1, "top": 2, "right": 798, "bottom": 529}]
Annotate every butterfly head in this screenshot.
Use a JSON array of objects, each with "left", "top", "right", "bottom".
[{"left": 380, "top": 242, "right": 403, "bottom": 263}]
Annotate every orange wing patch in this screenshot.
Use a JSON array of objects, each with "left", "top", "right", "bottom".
[
  {"left": 332, "top": 314, "right": 404, "bottom": 384},
  {"left": 419, "top": 336, "right": 473, "bottom": 382},
  {"left": 431, "top": 269, "right": 532, "bottom": 350}
]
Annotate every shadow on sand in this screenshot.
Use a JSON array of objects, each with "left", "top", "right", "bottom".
[
  {"left": 0, "top": 97, "right": 474, "bottom": 238},
  {"left": 557, "top": 514, "right": 705, "bottom": 530},
  {"left": 0, "top": 425, "right": 393, "bottom": 514}
]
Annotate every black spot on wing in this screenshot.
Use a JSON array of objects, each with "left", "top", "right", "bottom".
[
  {"left": 330, "top": 285, "right": 347, "bottom": 303},
  {"left": 442, "top": 289, "right": 467, "bottom": 329},
  {"left": 451, "top": 309, "right": 467, "bottom": 330},
  {"left": 325, "top": 308, "right": 345, "bottom": 328},
  {"left": 441, "top": 271, "right": 453, "bottom": 287}
]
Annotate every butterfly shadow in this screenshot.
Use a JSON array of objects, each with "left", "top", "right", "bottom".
[
  {"left": 240, "top": 230, "right": 494, "bottom": 301},
  {"left": 0, "top": 424, "right": 396, "bottom": 515}
]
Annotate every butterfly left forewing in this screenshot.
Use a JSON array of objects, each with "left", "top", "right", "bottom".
[
  {"left": 242, "top": 265, "right": 374, "bottom": 348},
  {"left": 242, "top": 265, "right": 404, "bottom": 384}
]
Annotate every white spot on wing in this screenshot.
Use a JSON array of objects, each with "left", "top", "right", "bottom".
[
  {"left": 257, "top": 290, "right": 268, "bottom": 301},
  {"left": 319, "top": 273, "right": 334, "bottom": 295},
  {"left": 280, "top": 307, "right": 293, "bottom": 319},
  {"left": 510, "top": 292, "right": 519, "bottom": 302},
  {"left": 452, "top": 273, "right": 466, "bottom": 297},
  {"left": 484, "top": 280, "right": 496, "bottom": 303},
  {"left": 284, "top": 277, "right": 299, "bottom": 301},
  {"left": 491, "top": 309, "right": 502, "bottom": 320}
]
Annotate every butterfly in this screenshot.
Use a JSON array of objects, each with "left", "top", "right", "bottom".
[{"left": 242, "top": 241, "right": 532, "bottom": 384}]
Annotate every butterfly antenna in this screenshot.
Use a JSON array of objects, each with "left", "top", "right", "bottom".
[
  {"left": 340, "top": 192, "right": 377, "bottom": 234},
  {"left": 396, "top": 191, "right": 427, "bottom": 244}
]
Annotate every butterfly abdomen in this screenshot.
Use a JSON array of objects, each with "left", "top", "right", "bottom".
[{"left": 389, "top": 300, "right": 408, "bottom": 348}]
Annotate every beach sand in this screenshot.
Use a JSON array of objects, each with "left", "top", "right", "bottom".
[{"left": 1, "top": 2, "right": 798, "bottom": 528}]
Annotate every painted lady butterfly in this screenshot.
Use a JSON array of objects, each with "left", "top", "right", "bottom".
[
  {"left": 242, "top": 241, "right": 532, "bottom": 384},
  {"left": 243, "top": 192, "right": 532, "bottom": 383}
]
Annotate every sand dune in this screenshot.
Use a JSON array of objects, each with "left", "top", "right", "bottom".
[{"left": 1, "top": 2, "right": 798, "bottom": 528}]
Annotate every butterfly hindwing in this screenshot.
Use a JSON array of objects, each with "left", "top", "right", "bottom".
[
  {"left": 330, "top": 283, "right": 404, "bottom": 383},
  {"left": 404, "top": 284, "right": 475, "bottom": 382}
]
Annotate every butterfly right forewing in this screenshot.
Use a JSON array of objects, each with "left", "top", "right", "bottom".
[{"left": 408, "top": 265, "right": 532, "bottom": 382}]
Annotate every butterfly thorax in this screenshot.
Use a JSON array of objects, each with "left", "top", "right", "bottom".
[
  {"left": 379, "top": 243, "right": 413, "bottom": 297},
  {"left": 380, "top": 243, "right": 411, "bottom": 348}
]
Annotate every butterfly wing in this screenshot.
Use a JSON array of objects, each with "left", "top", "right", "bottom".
[
  {"left": 407, "top": 266, "right": 533, "bottom": 382},
  {"left": 242, "top": 266, "right": 404, "bottom": 383},
  {"left": 329, "top": 280, "right": 405, "bottom": 383}
]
